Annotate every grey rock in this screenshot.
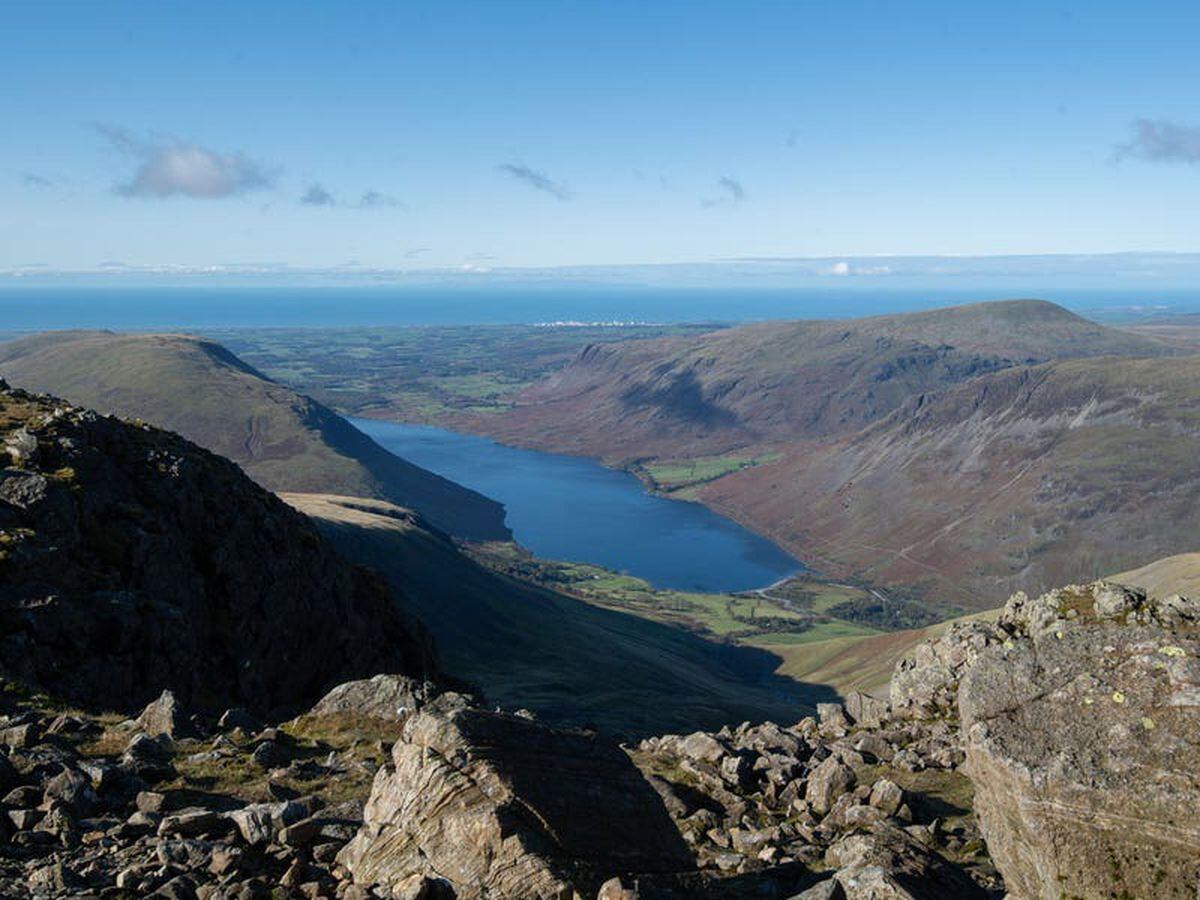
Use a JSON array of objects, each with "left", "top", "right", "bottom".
[
  {"left": 3, "top": 429, "right": 39, "bottom": 466},
  {"left": 42, "top": 766, "right": 97, "bottom": 816},
  {"left": 339, "top": 706, "right": 693, "bottom": 899},
  {"left": 1, "top": 722, "right": 41, "bottom": 749},
  {"left": 158, "top": 809, "right": 231, "bottom": 839},
  {"left": 817, "top": 703, "right": 850, "bottom": 734},
  {"left": 789, "top": 878, "right": 845, "bottom": 899},
  {"left": 961, "top": 582, "right": 1200, "bottom": 900},
  {"left": 678, "top": 730, "right": 727, "bottom": 763},
  {"left": 845, "top": 691, "right": 889, "bottom": 729},
  {"left": 889, "top": 622, "right": 999, "bottom": 720},
  {"left": 805, "top": 756, "right": 856, "bottom": 816},
  {"left": 868, "top": 779, "right": 904, "bottom": 816},
  {"left": 305, "top": 673, "right": 432, "bottom": 722},
  {"left": 138, "top": 689, "right": 189, "bottom": 738}
]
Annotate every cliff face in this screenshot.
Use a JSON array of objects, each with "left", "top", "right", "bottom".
[{"left": 0, "top": 381, "right": 436, "bottom": 717}]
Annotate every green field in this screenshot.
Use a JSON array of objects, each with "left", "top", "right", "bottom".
[
  {"left": 635, "top": 452, "right": 782, "bottom": 493},
  {"left": 209, "top": 323, "right": 719, "bottom": 425},
  {"left": 469, "top": 543, "right": 879, "bottom": 648}
]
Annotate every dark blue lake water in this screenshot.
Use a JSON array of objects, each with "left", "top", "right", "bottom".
[{"left": 354, "top": 418, "right": 801, "bottom": 593}]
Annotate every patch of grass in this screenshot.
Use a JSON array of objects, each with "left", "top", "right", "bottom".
[
  {"left": 855, "top": 763, "right": 977, "bottom": 831},
  {"left": 637, "top": 453, "right": 781, "bottom": 492},
  {"left": 750, "top": 620, "right": 880, "bottom": 645}
]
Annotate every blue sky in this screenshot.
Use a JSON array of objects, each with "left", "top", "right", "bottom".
[{"left": 4, "top": 1, "right": 1200, "bottom": 271}]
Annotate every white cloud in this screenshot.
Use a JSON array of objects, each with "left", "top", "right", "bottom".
[{"left": 98, "top": 125, "right": 276, "bottom": 199}]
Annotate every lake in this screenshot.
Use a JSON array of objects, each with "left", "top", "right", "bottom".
[{"left": 353, "top": 418, "right": 802, "bottom": 593}]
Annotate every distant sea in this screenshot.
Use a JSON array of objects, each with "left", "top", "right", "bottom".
[{"left": 1, "top": 285, "right": 1199, "bottom": 331}]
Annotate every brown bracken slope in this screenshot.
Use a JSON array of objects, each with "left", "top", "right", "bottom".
[{"left": 464, "top": 300, "right": 1193, "bottom": 612}]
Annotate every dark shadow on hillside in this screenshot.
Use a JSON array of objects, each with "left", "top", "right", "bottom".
[
  {"left": 620, "top": 370, "right": 739, "bottom": 428},
  {"left": 307, "top": 510, "right": 842, "bottom": 741},
  {"left": 303, "top": 404, "right": 511, "bottom": 541}
]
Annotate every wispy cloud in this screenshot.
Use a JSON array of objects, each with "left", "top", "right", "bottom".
[
  {"left": 1114, "top": 118, "right": 1200, "bottom": 165},
  {"left": 21, "top": 172, "right": 53, "bottom": 188},
  {"left": 702, "top": 175, "right": 746, "bottom": 208},
  {"left": 300, "top": 183, "right": 336, "bottom": 206},
  {"left": 404, "top": 247, "right": 431, "bottom": 258},
  {"left": 497, "top": 162, "right": 570, "bottom": 200},
  {"left": 359, "top": 190, "right": 403, "bottom": 209},
  {"left": 97, "top": 125, "right": 276, "bottom": 198}
]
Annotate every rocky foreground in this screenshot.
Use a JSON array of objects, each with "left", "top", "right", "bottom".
[
  {"left": 4, "top": 381, "right": 1199, "bottom": 898},
  {"left": 2, "top": 581, "right": 1197, "bottom": 898}
]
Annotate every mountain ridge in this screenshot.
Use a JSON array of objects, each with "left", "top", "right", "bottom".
[
  {"left": 0, "top": 381, "right": 436, "bottom": 716},
  {"left": 0, "top": 330, "right": 509, "bottom": 540},
  {"left": 450, "top": 299, "right": 1190, "bottom": 612},
  {"left": 471, "top": 299, "right": 1174, "bottom": 460}
]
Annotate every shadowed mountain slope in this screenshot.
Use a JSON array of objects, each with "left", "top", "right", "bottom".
[
  {"left": 0, "top": 331, "right": 508, "bottom": 540},
  {"left": 0, "top": 382, "right": 436, "bottom": 716},
  {"left": 283, "top": 493, "right": 832, "bottom": 737}
]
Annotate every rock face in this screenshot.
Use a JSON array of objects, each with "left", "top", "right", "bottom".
[
  {"left": 958, "top": 582, "right": 1200, "bottom": 900},
  {"left": 339, "top": 705, "right": 694, "bottom": 899},
  {"left": 889, "top": 621, "right": 999, "bottom": 720},
  {"left": 0, "top": 383, "right": 436, "bottom": 716}
]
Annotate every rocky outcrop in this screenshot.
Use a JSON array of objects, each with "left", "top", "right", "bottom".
[
  {"left": 0, "top": 383, "right": 437, "bottom": 717},
  {"left": 958, "top": 582, "right": 1200, "bottom": 899},
  {"left": 0, "top": 674, "right": 395, "bottom": 899},
  {"left": 339, "top": 705, "right": 694, "bottom": 899},
  {"left": 889, "top": 622, "right": 999, "bottom": 720},
  {"left": 633, "top": 716, "right": 995, "bottom": 899},
  {"left": 305, "top": 674, "right": 436, "bottom": 723}
]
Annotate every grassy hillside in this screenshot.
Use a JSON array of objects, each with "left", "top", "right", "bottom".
[
  {"left": 0, "top": 331, "right": 508, "bottom": 540},
  {"left": 696, "top": 355, "right": 1200, "bottom": 610},
  {"left": 466, "top": 299, "right": 1173, "bottom": 460},
  {"left": 434, "top": 300, "right": 1195, "bottom": 613},
  {"left": 283, "top": 494, "right": 832, "bottom": 737},
  {"left": 1113, "top": 552, "right": 1200, "bottom": 599}
]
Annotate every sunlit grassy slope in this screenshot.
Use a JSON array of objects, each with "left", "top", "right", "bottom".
[
  {"left": 1113, "top": 552, "right": 1200, "bottom": 599},
  {"left": 0, "top": 331, "right": 508, "bottom": 540}
]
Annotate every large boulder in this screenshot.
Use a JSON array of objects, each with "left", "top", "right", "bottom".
[
  {"left": 137, "top": 690, "right": 188, "bottom": 738},
  {"left": 959, "top": 582, "right": 1200, "bottom": 899},
  {"left": 305, "top": 674, "right": 434, "bottom": 722},
  {"left": 338, "top": 707, "right": 693, "bottom": 899},
  {"left": 823, "top": 821, "right": 989, "bottom": 899}
]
